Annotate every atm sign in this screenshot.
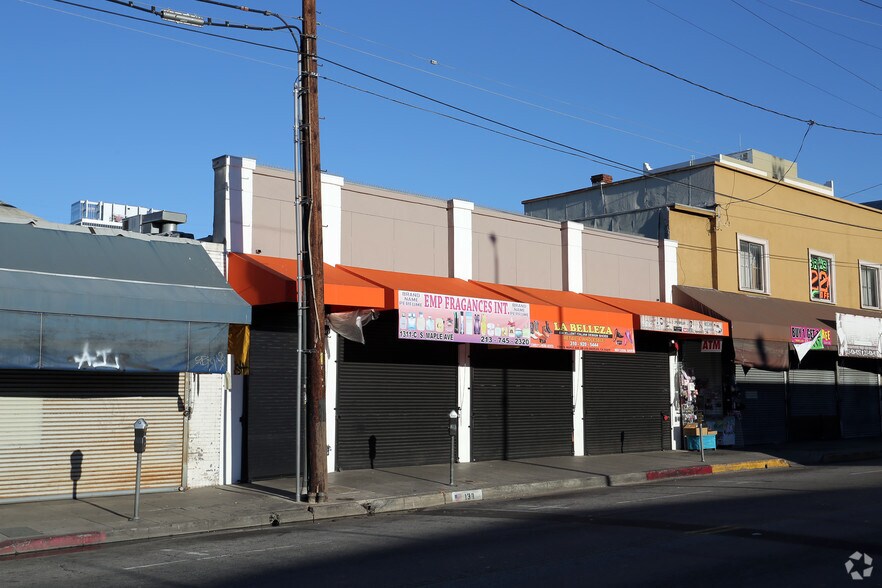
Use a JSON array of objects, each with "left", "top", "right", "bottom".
[{"left": 700, "top": 339, "right": 723, "bottom": 353}]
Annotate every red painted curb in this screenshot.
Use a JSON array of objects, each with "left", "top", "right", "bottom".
[
  {"left": 0, "top": 531, "right": 106, "bottom": 556},
  {"left": 646, "top": 465, "right": 713, "bottom": 481}
]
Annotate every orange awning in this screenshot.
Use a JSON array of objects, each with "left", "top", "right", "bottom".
[
  {"left": 337, "top": 266, "right": 513, "bottom": 309},
  {"left": 584, "top": 293, "right": 730, "bottom": 337},
  {"left": 474, "top": 282, "right": 636, "bottom": 353},
  {"left": 228, "top": 253, "right": 386, "bottom": 308}
]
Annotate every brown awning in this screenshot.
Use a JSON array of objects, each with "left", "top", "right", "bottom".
[{"left": 671, "top": 285, "right": 882, "bottom": 370}]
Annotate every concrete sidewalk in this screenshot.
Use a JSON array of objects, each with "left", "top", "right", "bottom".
[{"left": 2, "top": 439, "right": 881, "bottom": 557}]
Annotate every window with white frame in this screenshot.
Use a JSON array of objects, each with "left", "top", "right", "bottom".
[
  {"left": 737, "top": 235, "right": 769, "bottom": 294},
  {"left": 860, "top": 262, "right": 881, "bottom": 309},
  {"left": 808, "top": 250, "right": 834, "bottom": 303}
]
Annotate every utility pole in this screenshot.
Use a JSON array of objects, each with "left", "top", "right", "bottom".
[{"left": 300, "top": 0, "right": 328, "bottom": 503}]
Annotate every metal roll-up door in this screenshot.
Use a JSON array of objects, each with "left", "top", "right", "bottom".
[
  {"left": 736, "top": 368, "right": 786, "bottom": 445},
  {"left": 246, "top": 305, "right": 299, "bottom": 480},
  {"left": 470, "top": 346, "right": 572, "bottom": 461},
  {"left": 337, "top": 312, "right": 458, "bottom": 471},
  {"left": 787, "top": 368, "right": 838, "bottom": 441},
  {"left": 584, "top": 349, "right": 671, "bottom": 454},
  {"left": 0, "top": 370, "right": 184, "bottom": 503},
  {"left": 838, "top": 362, "right": 881, "bottom": 439}
]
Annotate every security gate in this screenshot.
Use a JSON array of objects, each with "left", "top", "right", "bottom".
[
  {"left": 583, "top": 349, "right": 671, "bottom": 454},
  {"left": 471, "top": 346, "right": 572, "bottom": 461}
]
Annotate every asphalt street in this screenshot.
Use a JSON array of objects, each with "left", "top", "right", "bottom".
[{"left": 5, "top": 460, "right": 882, "bottom": 587}]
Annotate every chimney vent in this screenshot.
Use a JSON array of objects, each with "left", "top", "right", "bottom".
[{"left": 591, "top": 174, "right": 613, "bottom": 186}]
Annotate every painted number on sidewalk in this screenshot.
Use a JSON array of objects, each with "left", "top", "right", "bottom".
[{"left": 451, "top": 489, "right": 484, "bottom": 502}]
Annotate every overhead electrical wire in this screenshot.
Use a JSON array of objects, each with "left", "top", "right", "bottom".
[
  {"left": 729, "top": 0, "right": 882, "bottom": 94},
  {"left": 757, "top": 0, "right": 882, "bottom": 54},
  {"left": 646, "top": 0, "right": 882, "bottom": 120},
  {"left": 507, "top": 0, "right": 882, "bottom": 136},
  {"left": 789, "top": 0, "right": 882, "bottom": 29},
  {"left": 28, "top": 0, "right": 882, "bottom": 230},
  {"left": 317, "top": 21, "right": 715, "bottom": 153},
  {"left": 319, "top": 37, "right": 710, "bottom": 156}
]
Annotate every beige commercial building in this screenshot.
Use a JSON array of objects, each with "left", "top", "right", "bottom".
[{"left": 212, "top": 155, "right": 729, "bottom": 481}]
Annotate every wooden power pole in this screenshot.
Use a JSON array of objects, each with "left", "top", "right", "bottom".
[{"left": 300, "top": 0, "right": 328, "bottom": 502}]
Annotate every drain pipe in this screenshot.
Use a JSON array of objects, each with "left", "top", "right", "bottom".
[{"left": 293, "top": 63, "right": 307, "bottom": 503}]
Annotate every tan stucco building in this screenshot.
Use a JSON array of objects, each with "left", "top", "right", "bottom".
[
  {"left": 524, "top": 149, "right": 882, "bottom": 445},
  {"left": 211, "top": 155, "right": 733, "bottom": 480}
]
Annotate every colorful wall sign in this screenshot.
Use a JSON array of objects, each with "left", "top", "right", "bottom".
[
  {"left": 398, "top": 290, "right": 530, "bottom": 346},
  {"left": 837, "top": 313, "right": 882, "bottom": 359},
  {"left": 790, "top": 325, "right": 832, "bottom": 349},
  {"left": 809, "top": 254, "right": 832, "bottom": 302},
  {"left": 527, "top": 306, "right": 635, "bottom": 353},
  {"left": 640, "top": 315, "right": 725, "bottom": 336}
]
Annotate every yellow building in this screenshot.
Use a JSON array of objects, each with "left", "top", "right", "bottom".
[{"left": 524, "top": 150, "right": 882, "bottom": 446}]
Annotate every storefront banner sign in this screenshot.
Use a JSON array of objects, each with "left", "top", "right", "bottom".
[
  {"left": 398, "top": 290, "right": 530, "bottom": 346},
  {"left": 836, "top": 313, "right": 882, "bottom": 359},
  {"left": 527, "top": 308, "right": 635, "bottom": 353},
  {"left": 640, "top": 315, "right": 725, "bottom": 336},
  {"left": 790, "top": 325, "right": 832, "bottom": 349}
]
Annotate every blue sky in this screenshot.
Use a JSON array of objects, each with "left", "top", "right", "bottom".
[{"left": 4, "top": 0, "right": 882, "bottom": 239}]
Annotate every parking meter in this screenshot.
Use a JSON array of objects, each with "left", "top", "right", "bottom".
[
  {"left": 131, "top": 418, "right": 149, "bottom": 521},
  {"left": 133, "top": 418, "right": 148, "bottom": 453},
  {"left": 448, "top": 410, "right": 458, "bottom": 486}
]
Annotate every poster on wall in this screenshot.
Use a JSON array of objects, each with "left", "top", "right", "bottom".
[
  {"left": 398, "top": 290, "right": 530, "bottom": 346},
  {"left": 790, "top": 325, "right": 832, "bottom": 349},
  {"left": 837, "top": 313, "right": 882, "bottom": 359},
  {"left": 809, "top": 253, "right": 832, "bottom": 302}
]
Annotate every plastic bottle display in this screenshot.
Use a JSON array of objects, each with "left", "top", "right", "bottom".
[
  {"left": 465, "top": 312, "right": 473, "bottom": 335},
  {"left": 426, "top": 316, "right": 435, "bottom": 332},
  {"left": 436, "top": 316, "right": 445, "bottom": 333},
  {"left": 416, "top": 312, "right": 425, "bottom": 331},
  {"left": 407, "top": 312, "right": 416, "bottom": 330},
  {"left": 453, "top": 311, "right": 459, "bottom": 334},
  {"left": 399, "top": 312, "right": 407, "bottom": 330},
  {"left": 474, "top": 313, "right": 481, "bottom": 335}
]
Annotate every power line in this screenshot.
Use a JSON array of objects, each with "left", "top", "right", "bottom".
[
  {"left": 730, "top": 0, "right": 882, "bottom": 94},
  {"left": 29, "top": 0, "right": 882, "bottom": 232},
  {"left": 44, "top": 0, "right": 299, "bottom": 53},
  {"left": 317, "top": 21, "right": 716, "bottom": 154},
  {"left": 723, "top": 121, "right": 814, "bottom": 209},
  {"left": 859, "top": 0, "right": 882, "bottom": 10},
  {"left": 319, "top": 37, "right": 712, "bottom": 156},
  {"left": 789, "top": 0, "right": 882, "bottom": 29},
  {"left": 321, "top": 76, "right": 595, "bottom": 162},
  {"left": 507, "top": 0, "right": 882, "bottom": 136},
  {"left": 757, "top": 0, "right": 882, "bottom": 54},
  {"left": 646, "top": 0, "right": 881, "bottom": 120}
]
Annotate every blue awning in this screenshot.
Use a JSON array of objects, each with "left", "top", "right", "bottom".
[{"left": 0, "top": 219, "right": 250, "bottom": 373}]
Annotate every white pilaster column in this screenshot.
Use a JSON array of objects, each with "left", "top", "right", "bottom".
[
  {"left": 573, "top": 351, "right": 585, "bottom": 456},
  {"left": 447, "top": 199, "right": 474, "bottom": 463},
  {"left": 457, "top": 343, "right": 471, "bottom": 463},
  {"left": 447, "top": 199, "right": 474, "bottom": 280},
  {"left": 325, "top": 330, "right": 338, "bottom": 471},
  {"left": 661, "top": 238, "right": 678, "bottom": 302},
  {"left": 670, "top": 353, "right": 680, "bottom": 450},
  {"left": 212, "top": 156, "right": 255, "bottom": 254},
  {"left": 319, "top": 173, "right": 344, "bottom": 471},
  {"left": 561, "top": 221, "right": 584, "bottom": 293},
  {"left": 321, "top": 173, "right": 344, "bottom": 265}
]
